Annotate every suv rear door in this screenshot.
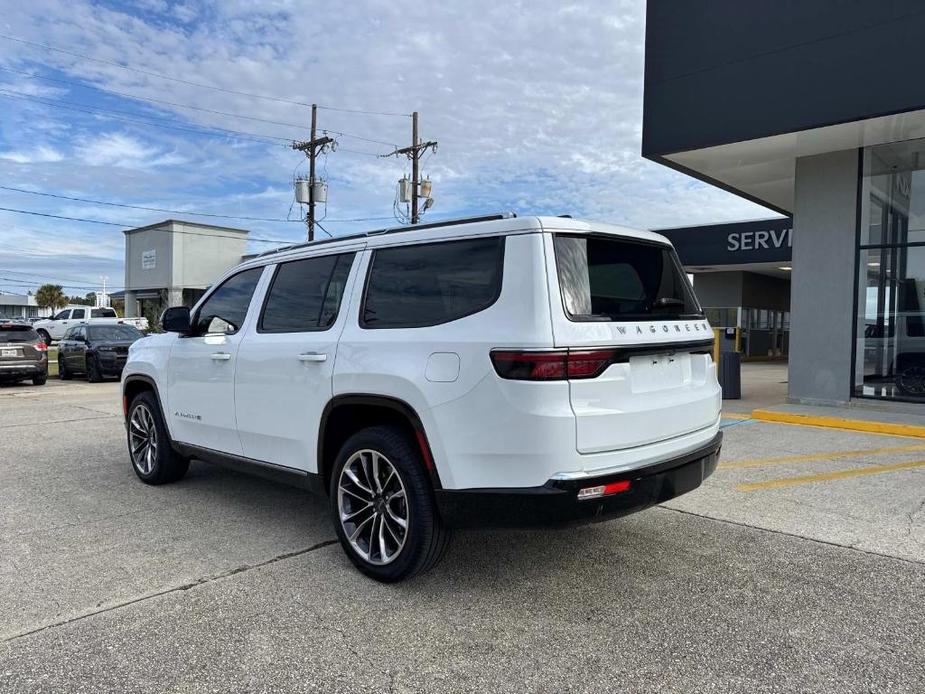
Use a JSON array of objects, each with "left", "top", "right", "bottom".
[
  {"left": 545, "top": 230, "right": 721, "bottom": 453},
  {"left": 235, "top": 250, "right": 360, "bottom": 471}
]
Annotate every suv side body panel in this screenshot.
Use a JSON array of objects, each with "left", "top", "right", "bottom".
[{"left": 334, "top": 232, "right": 557, "bottom": 489}]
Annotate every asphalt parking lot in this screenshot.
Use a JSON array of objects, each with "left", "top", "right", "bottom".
[{"left": 1, "top": 380, "right": 923, "bottom": 693}]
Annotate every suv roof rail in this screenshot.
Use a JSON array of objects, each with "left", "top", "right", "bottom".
[{"left": 255, "top": 211, "right": 518, "bottom": 258}]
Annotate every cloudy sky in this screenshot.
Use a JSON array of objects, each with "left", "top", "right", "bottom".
[{"left": 0, "top": 0, "right": 775, "bottom": 297}]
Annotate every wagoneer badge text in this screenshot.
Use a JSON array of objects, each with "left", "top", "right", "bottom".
[{"left": 615, "top": 321, "right": 710, "bottom": 336}]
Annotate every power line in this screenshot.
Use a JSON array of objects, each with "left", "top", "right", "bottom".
[
  {"left": 0, "top": 268, "right": 125, "bottom": 289},
  {"left": 0, "top": 189, "right": 394, "bottom": 225},
  {"left": 0, "top": 277, "right": 119, "bottom": 291},
  {"left": 0, "top": 206, "right": 390, "bottom": 244},
  {"left": 0, "top": 69, "right": 402, "bottom": 151},
  {"left": 0, "top": 89, "right": 291, "bottom": 146},
  {"left": 0, "top": 32, "right": 411, "bottom": 118},
  {"left": 0, "top": 65, "right": 309, "bottom": 131},
  {"left": 0, "top": 185, "right": 303, "bottom": 224},
  {"left": 316, "top": 105, "right": 410, "bottom": 118},
  {"left": 0, "top": 90, "right": 394, "bottom": 161},
  {"left": 321, "top": 128, "right": 398, "bottom": 149},
  {"left": 0, "top": 206, "right": 296, "bottom": 243}
]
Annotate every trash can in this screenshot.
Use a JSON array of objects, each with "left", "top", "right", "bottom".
[{"left": 718, "top": 351, "right": 742, "bottom": 400}]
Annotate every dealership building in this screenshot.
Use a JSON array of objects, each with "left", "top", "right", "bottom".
[
  {"left": 644, "top": 0, "right": 925, "bottom": 406},
  {"left": 122, "top": 220, "right": 249, "bottom": 323},
  {"left": 659, "top": 218, "right": 793, "bottom": 360}
]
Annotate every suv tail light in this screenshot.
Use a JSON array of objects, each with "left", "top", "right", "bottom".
[
  {"left": 490, "top": 349, "right": 616, "bottom": 381},
  {"left": 34, "top": 341, "right": 48, "bottom": 352}
]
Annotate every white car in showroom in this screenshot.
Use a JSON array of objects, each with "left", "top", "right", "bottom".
[{"left": 121, "top": 214, "right": 722, "bottom": 582}]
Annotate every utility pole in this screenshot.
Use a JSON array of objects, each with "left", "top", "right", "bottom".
[
  {"left": 291, "top": 104, "right": 334, "bottom": 241},
  {"left": 384, "top": 111, "right": 437, "bottom": 224}
]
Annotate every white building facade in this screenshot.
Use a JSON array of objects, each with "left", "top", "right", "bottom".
[{"left": 123, "top": 220, "right": 249, "bottom": 321}]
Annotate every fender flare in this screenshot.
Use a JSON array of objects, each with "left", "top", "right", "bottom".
[
  {"left": 318, "top": 394, "right": 442, "bottom": 489},
  {"left": 122, "top": 374, "right": 170, "bottom": 435}
]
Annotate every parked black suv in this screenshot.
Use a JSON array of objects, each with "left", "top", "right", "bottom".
[{"left": 59, "top": 324, "right": 144, "bottom": 382}]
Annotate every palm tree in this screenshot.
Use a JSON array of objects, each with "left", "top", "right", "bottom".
[{"left": 35, "top": 283, "right": 67, "bottom": 316}]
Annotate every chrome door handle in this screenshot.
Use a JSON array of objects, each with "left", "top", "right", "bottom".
[
  {"left": 210, "top": 352, "right": 232, "bottom": 361},
  {"left": 298, "top": 352, "right": 327, "bottom": 362}
]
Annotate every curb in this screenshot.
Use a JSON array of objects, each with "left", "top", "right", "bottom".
[{"left": 751, "top": 409, "right": 925, "bottom": 438}]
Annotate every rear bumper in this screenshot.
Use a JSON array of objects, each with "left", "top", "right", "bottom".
[
  {"left": 0, "top": 363, "right": 46, "bottom": 381},
  {"left": 434, "top": 432, "right": 722, "bottom": 528}
]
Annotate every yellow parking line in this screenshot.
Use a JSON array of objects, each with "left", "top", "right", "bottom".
[
  {"left": 720, "top": 443, "right": 925, "bottom": 470},
  {"left": 737, "top": 459, "right": 925, "bottom": 492},
  {"left": 721, "top": 412, "right": 751, "bottom": 421},
  {"left": 751, "top": 409, "right": 925, "bottom": 438}
]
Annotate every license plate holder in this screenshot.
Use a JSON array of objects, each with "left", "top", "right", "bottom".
[
  {"left": 629, "top": 352, "right": 685, "bottom": 393},
  {"left": 1, "top": 348, "right": 19, "bottom": 358}
]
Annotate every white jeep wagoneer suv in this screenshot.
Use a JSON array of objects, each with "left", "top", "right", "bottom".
[{"left": 122, "top": 214, "right": 722, "bottom": 582}]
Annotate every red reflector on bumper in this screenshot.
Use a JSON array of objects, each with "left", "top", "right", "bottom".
[
  {"left": 603, "top": 480, "right": 631, "bottom": 495},
  {"left": 577, "top": 479, "right": 631, "bottom": 500}
]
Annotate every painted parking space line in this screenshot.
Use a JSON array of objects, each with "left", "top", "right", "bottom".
[
  {"left": 751, "top": 409, "right": 925, "bottom": 439},
  {"left": 720, "top": 443, "right": 925, "bottom": 470},
  {"left": 737, "top": 459, "right": 925, "bottom": 492}
]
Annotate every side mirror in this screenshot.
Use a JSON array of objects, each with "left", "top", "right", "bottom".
[{"left": 161, "top": 306, "right": 192, "bottom": 334}]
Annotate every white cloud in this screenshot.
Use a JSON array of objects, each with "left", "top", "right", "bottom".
[
  {"left": 171, "top": 3, "right": 198, "bottom": 23},
  {"left": 0, "top": 0, "right": 776, "bottom": 293},
  {"left": 0, "top": 145, "right": 64, "bottom": 164},
  {"left": 75, "top": 132, "right": 185, "bottom": 169}
]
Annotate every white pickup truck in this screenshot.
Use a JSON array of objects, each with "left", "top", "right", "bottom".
[{"left": 34, "top": 306, "right": 149, "bottom": 344}]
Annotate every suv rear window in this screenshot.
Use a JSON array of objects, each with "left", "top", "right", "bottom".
[
  {"left": 0, "top": 326, "right": 39, "bottom": 343},
  {"left": 362, "top": 237, "right": 505, "bottom": 329},
  {"left": 553, "top": 234, "right": 702, "bottom": 321}
]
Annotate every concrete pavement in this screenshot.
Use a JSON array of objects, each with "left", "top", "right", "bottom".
[{"left": 1, "top": 380, "right": 923, "bottom": 693}]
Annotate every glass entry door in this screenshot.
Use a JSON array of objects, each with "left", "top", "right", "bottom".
[{"left": 856, "top": 141, "right": 925, "bottom": 401}]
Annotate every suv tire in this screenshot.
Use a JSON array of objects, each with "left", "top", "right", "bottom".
[
  {"left": 58, "top": 356, "right": 72, "bottom": 380},
  {"left": 127, "top": 391, "right": 190, "bottom": 485},
  {"left": 32, "top": 373, "right": 47, "bottom": 386},
  {"left": 330, "top": 425, "right": 450, "bottom": 583},
  {"left": 87, "top": 355, "right": 104, "bottom": 383}
]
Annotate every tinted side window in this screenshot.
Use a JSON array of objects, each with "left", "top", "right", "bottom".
[
  {"left": 194, "top": 267, "right": 264, "bottom": 335},
  {"left": 71, "top": 308, "right": 86, "bottom": 320},
  {"left": 260, "top": 253, "right": 355, "bottom": 333},
  {"left": 91, "top": 308, "right": 116, "bottom": 318},
  {"left": 53, "top": 310, "right": 70, "bottom": 320},
  {"left": 362, "top": 237, "right": 505, "bottom": 329}
]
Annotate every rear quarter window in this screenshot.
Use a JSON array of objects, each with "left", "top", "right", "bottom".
[
  {"left": 554, "top": 234, "right": 702, "bottom": 322},
  {"left": 361, "top": 237, "right": 505, "bottom": 329}
]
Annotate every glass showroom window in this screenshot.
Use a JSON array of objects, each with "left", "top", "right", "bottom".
[{"left": 855, "top": 139, "right": 925, "bottom": 401}]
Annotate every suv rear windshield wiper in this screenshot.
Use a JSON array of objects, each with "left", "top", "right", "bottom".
[{"left": 652, "top": 297, "right": 686, "bottom": 308}]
